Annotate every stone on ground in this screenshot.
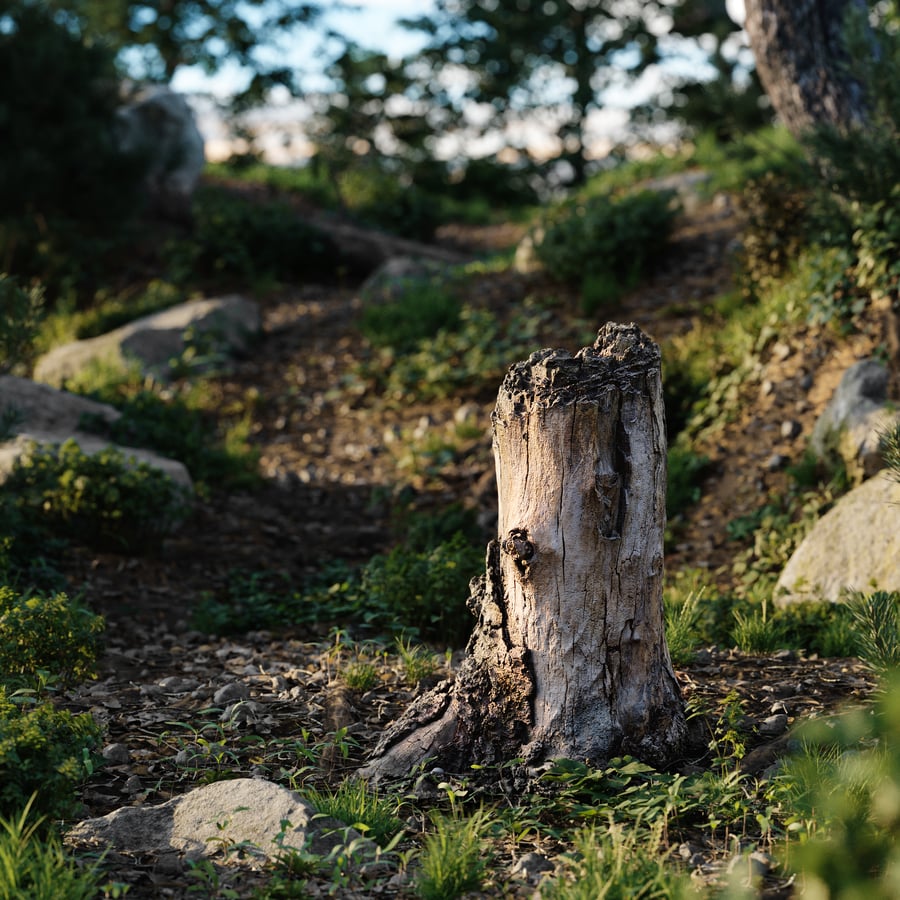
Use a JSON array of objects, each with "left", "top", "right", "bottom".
[
  {"left": 33, "top": 295, "right": 260, "bottom": 387},
  {"left": 66, "top": 778, "right": 364, "bottom": 863},
  {"left": 775, "top": 471, "right": 900, "bottom": 604}
]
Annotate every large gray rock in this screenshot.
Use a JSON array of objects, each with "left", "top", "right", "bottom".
[
  {"left": 116, "top": 85, "right": 205, "bottom": 221},
  {"left": 33, "top": 296, "right": 260, "bottom": 388},
  {"left": 775, "top": 471, "right": 900, "bottom": 604},
  {"left": 66, "top": 778, "right": 365, "bottom": 863},
  {"left": 810, "top": 359, "right": 900, "bottom": 482},
  {"left": 0, "top": 375, "right": 192, "bottom": 490}
]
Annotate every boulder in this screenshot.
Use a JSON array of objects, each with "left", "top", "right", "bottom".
[
  {"left": 358, "top": 256, "right": 451, "bottom": 304},
  {"left": 810, "top": 359, "right": 900, "bottom": 482},
  {"left": 33, "top": 296, "right": 260, "bottom": 388},
  {"left": 0, "top": 375, "right": 192, "bottom": 490},
  {"left": 774, "top": 471, "right": 900, "bottom": 605},
  {"left": 116, "top": 85, "right": 205, "bottom": 221},
  {"left": 66, "top": 778, "right": 366, "bottom": 864}
]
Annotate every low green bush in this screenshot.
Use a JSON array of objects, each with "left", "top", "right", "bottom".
[
  {"left": 3, "top": 439, "right": 190, "bottom": 553},
  {"left": 0, "top": 689, "right": 102, "bottom": 821},
  {"left": 0, "top": 588, "right": 103, "bottom": 688},
  {"left": 534, "top": 189, "right": 679, "bottom": 313},
  {"left": 166, "top": 188, "right": 342, "bottom": 287},
  {"left": 0, "top": 276, "right": 43, "bottom": 376},
  {"left": 360, "top": 282, "right": 461, "bottom": 354}
]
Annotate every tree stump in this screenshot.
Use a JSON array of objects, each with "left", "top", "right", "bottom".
[{"left": 360, "top": 323, "right": 686, "bottom": 780}]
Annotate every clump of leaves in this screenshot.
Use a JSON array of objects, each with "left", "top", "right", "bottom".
[
  {"left": 3, "top": 439, "right": 190, "bottom": 552},
  {"left": 847, "top": 590, "right": 900, "bottom": 675},
  {"left": 0, "top": 689, "right": 102, "bottom": 821},
  {"left": 534, "top": 189, "right": 679, "bottom": 313},
  {"left": 360, "top": 282, "right": 461, "bottom": 354},
  {"left": 0, "top": 796, "right": 102, "bottom": 898},
  {"left": 304, "top": 779, "right": 403, "bottom": 848},
  {"left": 417, "top": 806, "right": 492, "bottom": 900},
  {"left": 0, "top": 275, "right": 43, "bottom": 375},
  {"left": 0, "top": 588, "right": 103, "bottom": 688}
]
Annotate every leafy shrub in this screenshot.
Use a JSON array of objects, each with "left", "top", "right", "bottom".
[
  {"left": 81, "top": 385, "right": 260, "bottom": 491},
  {"left": 0, "top": 588, "right": 103, "bottom": 688},
  {"left": 847, "top": 590, "right": 900, "bottom": 674},
  {"left": 360, "top": 283, "right": 461, "bottom": 354},
  {"left": 0, "top": 797, "right": 102, "bottom": 897},
  {"left": 304, "top": 779, "right": 402, "bottom": 847},
  {"left": 534, "top": 189, "right": 679, "bottom": 313},
  {"left": 3, "top": 439, "right": 190, "bottom": 552},
  {"left": 0, "top": 276, "right": 43, "bottom": 375},
  {"left": 166, "top": 188, "right": 342, "bottom": 287},
  {"left": 0, "top": 689, "right": 102, "bottom": 820}
]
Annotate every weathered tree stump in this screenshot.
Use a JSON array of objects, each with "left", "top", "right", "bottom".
[{"left": 360, "top": 323, "right": 686, "bottom": 780}]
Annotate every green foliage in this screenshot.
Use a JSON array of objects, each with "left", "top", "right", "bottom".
[
  {"left": 165, "top": 188, "right": 342, "bottom": 288},
  {"left": 341, "top": 660, "right": 380, "bottom": 692},
  {"left": 0, "top": 588, "right": 103, "bottom": 688},
  {"left": 666, "top": 441, "right": 709, "bottom": 523},
  {"left": 3, "top": 439, "right": 190, "bottom": 553},
  {"left": 311, "top": 533, "right": 483, "bottom": 646},
  {"left": 534, "top": 190, "right": 679, "bottom": 313},
  {"left": 80, "top": 380, "right": 260, "bottom": 491},
  {"left": 850, "top": 184, "right": 900, "bottom": 301},
  {"left": 541, "top": 820, "right": 693, "bottom": 900},
  {"left": 364, "top": 304, "right": 550, "bottom": 403},
  {"left": 395, "top": 637, "right": 440, "bottom": 686},
  {"left": 304, "top": 779, "right": 402, "bottom": 847},
  {"left": 0, "top": 276, "right": 43, "bottom": 375},
  {"left": 883, "top": 420, "right": 900, "bottom": 482},
  {"left": 416, "top": 806, "right": 491, "bottom": 900},
  {"left": 360, "top": 284, "right": 461, "bottom": 354},
  {"left": 731, "top": 599, "right": 782, "bottom": 654},
  {"left": 847, "top": 590, "right": 900, "bottom": 675},
  {"left": 0, "top": 689, "right": 102, "bottom": 821},
  {"left": 664, "top": 588, "right": 702, "bottom": 666},
  {"left": 0, "top": 797, "right": 101, "bottom": 899},
  {"left": 771, "top": 675, "right": 900, "bottom": 898}
]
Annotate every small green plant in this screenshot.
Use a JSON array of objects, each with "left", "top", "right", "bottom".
[
  {"left": 3, "top": 439, "right": 190, "bottom": 552},
  {"left": 0, "top": 796, "right": 102, "bottom": 899},
  {"left": 540, "top": 819, "right": 692, "bottom": 900},
  {"left": 534, "top": 189, "right": 679, "bottom": 313},
  {"left": 360, "top": 282, "right": 461, "bottom": 354},
  {"left": 396, "top": 637, "right": 440, "bottom": 686},
  {"left": 416, "top": 806, "right": 492, "bottom": 900},
  {"left": 304, "top": 779, "right": 403, "bottom": 848},
  {"left": 0, "top": 587, "right": 103, "bottom": 687},
  {"left": 881, "top": 420, "right": 900, "bottom": 482},
  {"left": 664, "top": 588, "right": 703, "bottom": 666},
  {"left": 847, "top": 590, "right": 900, "bottom": 674},
  {"left": 731, "top": 598, "right": 783, "bottom": 654},
  {"left": 0, "top": 275, "right": 43, "bottom": 375},
  {"left": 0, "top": 689, "right": 102, "bottom": 819},
  {"left": 341, "top": 660, "right": 380, "bottom": 692},
  {"left": 666, "top": 440, "right": 710, "bottom": 530}
]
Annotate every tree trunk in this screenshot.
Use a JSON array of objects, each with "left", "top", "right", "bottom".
[
  {"left": 360, "top": 324, "right": 687, "bottom": 781},
  {"left": 743, "top": 0, "right": 871, "bottom": 136}
]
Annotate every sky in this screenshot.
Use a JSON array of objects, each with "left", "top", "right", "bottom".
[{"left": 176, "top": 0, "right": 749, "bottom": 164}]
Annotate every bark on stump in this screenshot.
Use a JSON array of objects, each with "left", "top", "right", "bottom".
[{"left": 360, "top": 323, "right": 686, "bottom": 780}]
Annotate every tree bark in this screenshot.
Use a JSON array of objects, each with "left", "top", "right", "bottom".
[
  {"left": 743, "top": 0, "right": 871, "bottom": 136},
  {"left": 360, "top": 323, "right": 687, "bottom": 781}
]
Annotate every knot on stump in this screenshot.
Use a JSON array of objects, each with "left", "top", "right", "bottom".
[{"left": 503, "top": 528, "right": 534, "bottom": 577}]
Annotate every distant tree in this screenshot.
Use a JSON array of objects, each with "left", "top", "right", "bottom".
[
  {"left": 743, "top": 0, "right": 872, "bottom": 136},
  {"left": 44, "top": 0, "right": 322, "bottom": 105},
  {"left": 402, "top": 0, "right": 661, "bottom": 186}
]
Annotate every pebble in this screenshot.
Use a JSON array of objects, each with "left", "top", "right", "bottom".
[
  {"left": 727, "top": 850, "right": 773, "bottom": 880},
  {"left": 759, "top": 714, "right": 789, "bottom": 736},
  {"left": 508, "top": 852, "right": 553, "bottom": 883},
  {"left": 765, "top": 453, "right": 790, "bottom": 470},
  {"left": 760, "top": 380, "right": 775, "bottom": 398},
  {"left": 213, "top": 682, "right": 250, "bottom": 705},
  {"left": 101, "top": 743, "right": 131, "bottom": 765},
  {"left": 780, "top": 420, "right": 802, "bottom": 440},
  {"left": 124, "top": 774, "right": 143, "bottom": 794}
]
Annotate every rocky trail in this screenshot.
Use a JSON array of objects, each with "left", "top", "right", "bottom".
[{"left": 54, "top": 191, "right": 890, "bottom": 896}]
